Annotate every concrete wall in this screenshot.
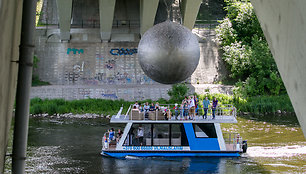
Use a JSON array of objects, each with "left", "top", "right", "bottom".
[
  {"left": 35, "top": 28, "right": 225, "bottom": 84},
  {"left": 30, "top": 84, "right": 233, "bottom": 101},
  {"left": 32, "top": 28, "right": 229, "bottom": 100},
  {"left": 251, "top": 0, "right": 306, "bottom": 138},
  {"left": 0, "top": 0, "right": 23, "bottom": 172}
]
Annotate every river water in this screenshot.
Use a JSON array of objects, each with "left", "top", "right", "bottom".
[{"left": 4, "top": 115, "right": 306, "bottom": 173}]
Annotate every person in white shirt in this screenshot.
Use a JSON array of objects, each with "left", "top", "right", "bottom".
[
  {"left": 189, "top": 96, "right": 195, "bottom": 119},
  {"left": 137, "top": 125, "right": 144, "bottom": 145}
]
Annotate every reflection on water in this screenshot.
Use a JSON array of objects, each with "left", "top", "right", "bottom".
[
  {"left": 101, "top": 156, "right": 270, "bottom": 174},
  {"left": 4, "top": 115, "right": 305, "bottom": 173}
]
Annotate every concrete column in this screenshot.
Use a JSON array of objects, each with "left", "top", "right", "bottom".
[
  {"left": 251, "top": 0, "right": 306, "bottom": 138},
  {"left": 0, "top": 0, "right": 23, "bottom": 172},
  {"left": 181, "top": 0, "right": 202, "bottom": 30},
  {"left": 140, "top": 0, "right": 159, "bottom": 36},
  {"left": 99, "top": 0, "right": 116, "bottom": 41},
  {"left": 56, "top": 0, "right": 72, "bottom": 41}
]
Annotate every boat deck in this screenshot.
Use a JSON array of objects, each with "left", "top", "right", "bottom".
[{"left": 110, "top": 115, "right": 237, "bottom": 123}]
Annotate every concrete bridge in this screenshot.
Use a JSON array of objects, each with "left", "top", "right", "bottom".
[
  {"left": 52, "top": 0, "right": 202, "bottom": 41},
  {"left": 1, "top": 0, "right": 306, "bottom": 173}
]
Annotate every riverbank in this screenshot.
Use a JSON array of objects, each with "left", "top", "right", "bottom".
[
  {"left": 30, "top": 113, "right": 110, "bottom": 119},
  {"left": 28, "top": 94, "right": 295, "bottom": 117}
]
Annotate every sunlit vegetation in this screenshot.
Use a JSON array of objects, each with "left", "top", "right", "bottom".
[{"left": 215, "top": 0, "right": 286, "bottom": 97}]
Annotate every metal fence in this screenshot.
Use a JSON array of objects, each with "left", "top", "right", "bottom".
[
  {"left": 127, "top": 104, "right": 236, "bottom": 121},
  {"left": 222, "top": 132, "right": 243, "bottom": 151},
  {"left": 37, "top": 19, "right": 220, "bottom": 29}
]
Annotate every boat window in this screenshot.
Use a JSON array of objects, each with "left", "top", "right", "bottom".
[
  {"left": 123, "top": 124, "right": 151, "bottom": 146},
  {"left": 171, "top": 124, "right": 181, "bottom": 146},
  {"left": 153, "top": 124, "right": 170, "bottom": 146},
  {"left": 193, "top": 123, "right": 217, "bottom": 138}
]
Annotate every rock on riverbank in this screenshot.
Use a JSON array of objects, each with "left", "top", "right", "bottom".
[{"left": 30, "top": 113, "right": 111, "bottom": 119}]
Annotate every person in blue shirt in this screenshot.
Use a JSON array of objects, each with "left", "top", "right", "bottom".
[
  {"left": 108, "top": 128, "right": 115, "bottom": 141},
  {"left": 202, "top": 97, "right": 210, "bottom": 119}
]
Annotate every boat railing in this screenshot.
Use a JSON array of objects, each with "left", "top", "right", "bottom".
[
  {"left": 127, "top": 104, "right": 236, "bottom": 121},
  {"left": 222, "top": 132, "right": 243, "bottom": 151}
]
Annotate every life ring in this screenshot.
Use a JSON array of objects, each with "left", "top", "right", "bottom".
[{"left": 104, "top": 135, "right": 107, "bottom": 142}]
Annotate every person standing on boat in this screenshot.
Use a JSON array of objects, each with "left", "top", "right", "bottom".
[
  {"left": 183, "top": 101, "right": 189, "bottom": 120},
  {"left": 173, "top": 103, "right": 179, "bottom": 119},
  {"left": 182, "top": 96, "right": 188, "bottom": 103},
  {"left": 137, "top": 125, "right": 144, "bottom": 145},
  {"left": 182, "top": 96, "right": 188, "bottom": 108},
  {"left": 189, "top": 96, "right": 195, "bottom": 120},
  {"left": 187, "top": 96, "right": 191, "bottom": 119},
  {"left": 179, "top": 102, "right": 184, "bottom": 120},
  {"left": 202, "top": 97, "right": 210, "bottom": 119},
  {"left": 108, "top": 128, "right": 115, "bottom": 141},
  {"left": 194, "top": 95, "right": 199, "bottom": 116},
  {"left": 212, "top": 97, "right": 218, "bottom": 119}
]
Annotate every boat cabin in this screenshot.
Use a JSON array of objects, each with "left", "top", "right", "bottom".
[{"left": 101, "top": 104, "right": 247, "bottom": 158}]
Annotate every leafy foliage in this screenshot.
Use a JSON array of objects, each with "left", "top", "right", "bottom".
[
  {"left": 215, "top": 0, "right": 286, "bottom": 97},
  {"left": 237, "top": 95, "right": 294, "bottom": 114},
  {"left": 167, "top": 83, "right": 189, "bottom": 103}
]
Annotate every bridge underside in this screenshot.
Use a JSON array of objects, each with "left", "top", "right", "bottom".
[{"left": 55, "top": 0, "right": 201, "bottom": 42}]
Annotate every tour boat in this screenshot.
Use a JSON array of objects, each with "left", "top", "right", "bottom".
[{"left": 101, "top": 104, "right": 247, "bottom": 158}]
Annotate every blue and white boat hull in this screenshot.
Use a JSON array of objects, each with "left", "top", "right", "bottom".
[{"left": 101, "top": 150, "right": 241, "bottom": 158}]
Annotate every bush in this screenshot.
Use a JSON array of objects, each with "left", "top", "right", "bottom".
[
  {"left": 30, "top": 104, "right": 42, "bottom": 115},
  {"left": 29, "top": 93, "right": 294, "bottom": 116},
  {"left": 44, "top": 102, "right": 57, "bottom": 115},
  {"left": 167, "top": 83, "right": 189, "bottom": 103},
  {"left": 215, "top": 0, "right": 286, "bottom": 97}
]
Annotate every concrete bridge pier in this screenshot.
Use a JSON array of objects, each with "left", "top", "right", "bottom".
[
  {"left": 251, "top": 0, "right": 306, "bottom": 138},
  {"left": 99, "top": 0, "right": 116, "bottom": 42},
  {"left": 181, "top": 0, "right": 202, "bottom": 30},
  {"left": 56, "top": 0, "right": 72, "bottom": 41},
  {"left": 140, "top": 0, "right": 159, "bottom": 36}
]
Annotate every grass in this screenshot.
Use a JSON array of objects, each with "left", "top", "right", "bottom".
[
  {"left": 29, "top": 98, "right": 171, "bottom": 116},
  {"left": 237, "top": 95, "right": 294, "bottom": 114},
  {"left": 29, "top": 94, "right": 295, "bottom": 116}
]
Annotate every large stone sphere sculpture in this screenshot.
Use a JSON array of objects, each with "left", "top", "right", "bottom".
[{"left": 138, "top": 20, "right": 200, "bottom": 84}]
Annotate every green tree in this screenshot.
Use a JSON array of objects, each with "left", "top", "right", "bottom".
[
  {"left": 167, "top": 83, "right": 189, "bottom": 102},
  {"left": 215, "top": 0, "right": 285, "bottom": 97}
]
